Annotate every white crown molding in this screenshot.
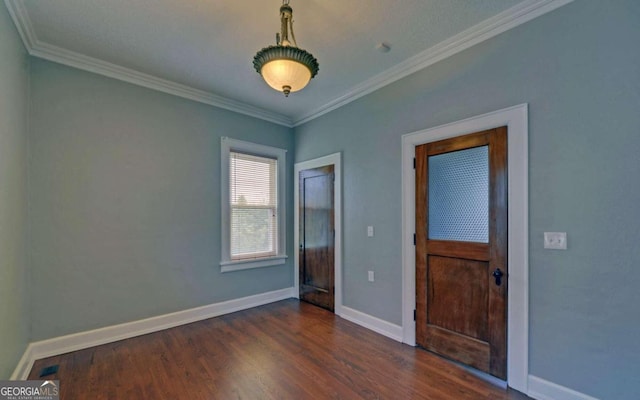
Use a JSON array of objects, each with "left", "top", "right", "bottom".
[
  {"left": 5, "top": 0, "right": 573, "bottom": 128},
  {"left": 291, "top": 0, "right": 575, "bottom": 126},
  {"left": 29, "top": 42, "right": 294, "bottom": 127},
  {"left": 3, "top": 0, "right": 36, "bottom": 49},
  {"left": 3, "top": 0, "right": 293, "bottom": 128}
]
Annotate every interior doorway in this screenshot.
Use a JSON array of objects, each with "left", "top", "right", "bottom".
[
  {"left": 401, "top": 104, "right": 529, "bottom": 392},
  {"left": 299, "top": 165, "right": 335, "bottom": 311},
  {"left": 294, "top": 153, "right": 343, "bottom": 314}
]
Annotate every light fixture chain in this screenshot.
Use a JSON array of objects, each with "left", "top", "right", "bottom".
[
  {"left": 289, "top": 16, "right": 298, "bottom": 48},
  {"left": 280, "top": 9, "right": 288, "bottom": 45}
]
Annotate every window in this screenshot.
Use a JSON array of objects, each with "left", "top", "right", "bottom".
[
  {"left": 230, "top": 152, "right": 277, "bottom": 259},
  {"left": 220, "top": 138, "right": 287, "bottom": 272}
]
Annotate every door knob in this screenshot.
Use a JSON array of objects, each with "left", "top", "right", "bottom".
[{"left": 492, "top": 268, "right": 504, "bottom": 286}]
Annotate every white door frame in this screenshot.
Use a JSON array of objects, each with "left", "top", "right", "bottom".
[
  {"left": 401, "top": 104, "right": 529, "bottom": 393},
  {"left": 294, "top": 153, "right": 343, "bottom": 315}
]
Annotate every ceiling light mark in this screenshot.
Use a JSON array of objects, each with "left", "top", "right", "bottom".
[{"left": 376, "top": 42, "right": 391, "bottom": 53}]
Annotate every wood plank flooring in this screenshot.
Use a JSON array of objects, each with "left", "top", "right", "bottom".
[{"left": 29, "top": 299, "right": 532, "bottom": 399}]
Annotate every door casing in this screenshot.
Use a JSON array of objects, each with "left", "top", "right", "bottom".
[
  {"left": 401, "top": 104, "right": 529, "bottom": 392},
  {"left": 294, "top": 153, "right": 343, "bottom": 315}
]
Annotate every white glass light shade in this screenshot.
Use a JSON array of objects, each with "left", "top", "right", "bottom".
[
  {"left": 253, "top": 45, "right": 319, "bottom": 96},
  {"left": 260, "top": 59, "right": 312, "bottom": 93},
  {"left": 252, "top": 1, "right": 319, "bottom": 97}
]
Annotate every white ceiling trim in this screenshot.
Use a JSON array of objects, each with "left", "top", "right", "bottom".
[
  {"left": 3, "top": 0, "right": 294, "bottom": 127},
  {"left": 30, "top": 41, "right": 295, "bottom": 127},
  {"left": 292, "top": 0, "right": 574, "bottom": 126},
  {"left": 4, "top": 0, "right": 36, "bottom": 49},
  {"left": 5, "top": 0, "right": 573, "bottom": 129}
]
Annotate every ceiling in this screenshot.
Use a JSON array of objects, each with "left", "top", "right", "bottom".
[{"left": 5, "top": 0, "right": 572, "bottom": 126}]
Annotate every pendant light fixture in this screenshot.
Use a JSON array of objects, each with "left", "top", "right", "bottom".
[{"left": 253, "top": 0, "right": 319, "bottom": 97}]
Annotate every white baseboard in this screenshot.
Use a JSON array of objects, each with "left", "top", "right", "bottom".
[
  {"left": 11, "top": 287, "right": 295, "bottom": 380},
  {"left": 9, "top": 345, "right": 34, "bottom": 380},
  {"left": 12, "top": 291, "right": 599, "bottom": 400},
  {"left": 528, "top": 375, "right": 599, "bottom": 400},
  {"left": 335, "top": 309, "right": 601, "bottom": 400},
  {"left": 338, "top": 306, "right": 403, "bottom": 342}
]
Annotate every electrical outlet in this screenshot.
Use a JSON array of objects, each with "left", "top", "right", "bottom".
[
  {"left": 367, "top": 226, "right": 374, "bottom": 237},
  {"left": 544, "top": 232, "right": 567, "bottom": 250},
  {"left": 368, "top": 271, "right": 374, "bottom": 282}
]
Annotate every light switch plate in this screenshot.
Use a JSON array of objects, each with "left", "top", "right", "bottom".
[
  {"left": 367, "top": 226, "right": 374, "bottom": 237},
  {"left": 368, "top": 271, "right": 374, "bottom": 282},
  {"left": 544, "top": 232, "right": 567, "bottom": 250}
]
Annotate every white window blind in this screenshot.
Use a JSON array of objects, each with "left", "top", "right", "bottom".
[{"left": 229, "top": 151, "right": 278, "bottom": 260}]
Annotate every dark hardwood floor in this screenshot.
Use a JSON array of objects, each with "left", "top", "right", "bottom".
[{"left": 29, "top": 299, "right": 532, "bottom": 399}]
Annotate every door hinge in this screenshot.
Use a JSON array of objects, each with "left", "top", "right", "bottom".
[
  {"left": 413, "top": 233, "right": 416, "bottom": 246},
  {"left": 413, "top": 157, "right": 416, "bottom": 169},
  {"left": 413, "top": 309, "right": 416, "bottom": 321}
]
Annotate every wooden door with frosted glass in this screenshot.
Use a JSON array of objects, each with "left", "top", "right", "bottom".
[{"left": 415, "top": 127, "right": 507, "bottom": 379}]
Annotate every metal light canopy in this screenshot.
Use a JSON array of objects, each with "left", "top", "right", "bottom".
[{"left": 253, "top": 0, "right": 319, "bottom": 97}]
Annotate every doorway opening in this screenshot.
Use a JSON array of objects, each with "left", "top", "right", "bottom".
[
  {"left": 294, "top": 153, "right": 343, "bottom": 314},
  {"left": 401, "top": 104, "right": 529, "bottom": 392}
]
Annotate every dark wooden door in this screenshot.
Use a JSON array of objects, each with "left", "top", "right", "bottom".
[
  {"left": 415, "top": 127, "right": 508, "bottom": 379},
  {"left": 299, "top": 165, "right": 335, "bottom": 311}
]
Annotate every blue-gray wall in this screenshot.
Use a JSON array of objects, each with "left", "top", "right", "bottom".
[
  {"left": 3, "top": 1, "right": 640, "bottom": 397},
  {"left": 28, "top": 59, "right": 295, "bottom": 340},
  {"left": 294, "top": 1, "right": 640, "bottom": 399},
  {"left": 0, "top": 5, "right": 29, "bottom": 379}
]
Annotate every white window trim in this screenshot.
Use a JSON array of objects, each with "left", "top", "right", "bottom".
[{"left": 220, "top": 137, "right": 287, "bottom": 273}]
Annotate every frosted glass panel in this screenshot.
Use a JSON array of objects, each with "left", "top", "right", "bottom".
[{"left": 428, "top": 146, "right": 488, "bottom": 242}]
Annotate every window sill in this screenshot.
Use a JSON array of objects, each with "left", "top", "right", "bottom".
[{"left": 220, "top": 255, "right": 287, "bottom": 273}]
